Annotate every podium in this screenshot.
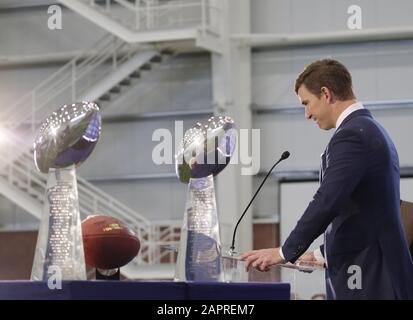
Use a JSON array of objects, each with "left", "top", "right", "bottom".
[
  {"left": 0, "top": 281, "right": 290, "bottom": 300},
  {"left": 222, "top": 256, "right": 325, "bottom": 300}
]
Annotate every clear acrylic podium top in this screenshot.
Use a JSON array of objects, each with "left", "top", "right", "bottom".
[{"left": 221, "top": 256, "right": 326, "bottom": 300}]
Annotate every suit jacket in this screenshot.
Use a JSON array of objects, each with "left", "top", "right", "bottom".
[{"left": 282, "top": 109, "right": 413, "bottom": 299}]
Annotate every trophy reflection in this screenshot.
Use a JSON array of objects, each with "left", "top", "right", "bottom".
[
  {"left": 31, "top": 102, "right": 101, "bottom": 280},
  {"left": 174, "top": 116, "right": 236, "bottom": 281}
]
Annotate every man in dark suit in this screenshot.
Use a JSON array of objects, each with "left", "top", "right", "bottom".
[
  {"left": 239, "top": 59, "right": 413, "bottom": 299},
  {"left": 400, "top": 200, "right": 413, "bottom": 258}
]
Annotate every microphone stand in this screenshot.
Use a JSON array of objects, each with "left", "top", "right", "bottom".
[{"left": 228, "top": 151, "right": 290, "bottom": 256}]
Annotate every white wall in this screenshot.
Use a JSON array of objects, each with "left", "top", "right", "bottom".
[
  {"left": 252, "top": 41, "right": 413, "bottom": 106},
  {"left": 0, "top": 195, "right": 39, "bottom": 230},
  {"left": 280, "top": 181, "right": 325, "bottom": 300},
  {"left": 401, "top": 178, "right": 413, "bottom": 201},
  {"left": 251, "top": 0, "right": 413, "bottom": 33},
  {"left": 0, "top": 6, "right": 105, "bottom": 56}
]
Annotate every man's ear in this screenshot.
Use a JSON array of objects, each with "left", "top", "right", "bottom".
[{"left": 320, "top": 86, "right": 334, "bottom": 103}]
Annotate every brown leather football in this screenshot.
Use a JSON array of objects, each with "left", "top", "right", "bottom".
[{"left": 81, "top": 215, "right": 140, "bottom": 269}]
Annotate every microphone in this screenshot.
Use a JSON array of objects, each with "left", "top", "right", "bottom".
[{"left": 228, "top": 151, "right": 290, "bottom": 256}]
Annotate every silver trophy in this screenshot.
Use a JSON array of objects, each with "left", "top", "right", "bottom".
[
  {"left": 31, "top": 102, "right": 101, "bottom": 281},
  {"left": 174, "top": 116, "right": 236, "bottom": 281}
]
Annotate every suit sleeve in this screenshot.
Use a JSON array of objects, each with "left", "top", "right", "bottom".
[{"left": 281, "top": 128, "right": 367, "bottom": 263}]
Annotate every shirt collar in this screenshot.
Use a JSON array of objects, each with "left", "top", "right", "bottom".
[{"left": 335, "top": 101, "right": 364, "bottom": 130}]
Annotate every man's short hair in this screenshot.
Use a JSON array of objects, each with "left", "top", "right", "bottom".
[{"left": 295, "top": 59, "right": 355, "bottom": 101}]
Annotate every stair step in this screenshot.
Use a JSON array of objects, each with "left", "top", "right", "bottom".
[
  {"left": 130, "top": 70, "right": 141, "bottom": 78},
  {"left": 99, "top": 93, "right": 111, "bottom": 101},
  {"left": 8, "top": 178, "right": 43, "bottom": 200},
  {"left": 119, "top": 78, "right": 131, "bottom": 86},
  {"left": 150, "top": 55, "right": 162, "bottom": 63},
  {"left": 160, "top": 48, "right": 174, "bottom": 56},
  {"left": 28, "top": 190, "right": 41, "bottom": 196},
  {"left": 140, "top": 63, "right": 152, "bottom": 71},
  {"left": 109, "top": 86, "right": 121, "bottom": 94}
]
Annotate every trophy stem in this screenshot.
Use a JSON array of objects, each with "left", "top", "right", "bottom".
[
  {"left": 174, "top": 175, "right": 223, "bottom": 281},
  {"left": 31, "top": 165, "right": 86, "bottom": 280}
]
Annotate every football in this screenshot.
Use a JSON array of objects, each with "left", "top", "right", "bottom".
[{"left": 81, "top": 215, "right": 140, "bottom": 269}]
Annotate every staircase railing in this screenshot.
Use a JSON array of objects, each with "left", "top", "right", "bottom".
[
  {"left": 0, "top": 33, "right": 142, "bottom": 137},
  {"left": 0, "top": 141, "right": 158, "bottom": 264},
  {"left": 85, "top": 0, "right": 220, "bottom": 34}
]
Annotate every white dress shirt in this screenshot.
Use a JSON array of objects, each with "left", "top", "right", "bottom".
[
  {"left": 335, "top": 101, "right": 364, "bottom": 129},
  {"left": 279, "top": 102, "right": 365, "bottom": 262}
]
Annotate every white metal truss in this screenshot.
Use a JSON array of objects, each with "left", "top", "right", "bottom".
[
  {"left": 58, "top": 0, "right": 222, "bottom": 46},
  {"left": 0, "top": 34, "right": 160, "bottom": 137},
  {"left": 79, "top": 49, "right": 158, "bottom": 102}
]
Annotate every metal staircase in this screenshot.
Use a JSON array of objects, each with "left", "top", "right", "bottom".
[
  {"left": 58, "top": 0, "right": 221, "bottom": 43},
  {"left": 89, "top": 48, "right": 174, "bottom": 106},
  {"left": 0, "top": 33, "right": 170, "bottom": 136},
  {"left": 0, "top": 33, "right": 177, "bottom": 270}
]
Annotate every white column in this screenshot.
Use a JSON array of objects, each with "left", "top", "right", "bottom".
[{"left": 211, "top": 0, "right": 253, "bottom": 253}]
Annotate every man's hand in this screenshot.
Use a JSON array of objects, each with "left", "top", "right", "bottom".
[
  {"left": 238, "top": 247, "right": 285, "bottom": 272},
  {"left": 297, "top": 251, "right": 316, "bottom": 262},
  {"left": 296, "top": 251, "right": 325, "bottom": 271}
]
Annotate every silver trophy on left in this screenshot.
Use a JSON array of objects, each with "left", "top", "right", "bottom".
[{"left": 31, "top": 102, "right": 101, "bottom": 280}]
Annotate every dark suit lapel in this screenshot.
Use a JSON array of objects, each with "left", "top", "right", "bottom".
[
  {"left": 336, "top": 108, "right": 372, "bottom": 132},
  {"left": 325, "top": 108, "right": 372, "bottom": 174},
  {"left": 320, "top": 151, "right": 327, "bottom": 182}
]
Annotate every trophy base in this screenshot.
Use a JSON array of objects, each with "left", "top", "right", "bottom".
[
  {"left": 96, "top": 268, "right": 120, "bottom": 280},
  {"left": 30, "top": 166, "right": 86, "bottom": 281},
  {"left": 175, "top": 175, "right": 223, "bottom": 282}
]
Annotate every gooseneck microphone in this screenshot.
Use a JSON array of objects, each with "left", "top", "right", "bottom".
[{"left": 228, "top": 151, "right": 290, "bottom": 256}]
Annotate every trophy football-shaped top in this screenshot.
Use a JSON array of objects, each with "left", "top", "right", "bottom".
[
  {"left": 174, "top": 115, "right": 236, "bottom": 282},
  {"left": 34, "top": 101, "right": 101, "bottom": 174},
  {"left": 175, "top": 115, "right": 236, "bottom": 183},
  {"left": 31, "top": 101, "right": 101, "bottom": 281}
]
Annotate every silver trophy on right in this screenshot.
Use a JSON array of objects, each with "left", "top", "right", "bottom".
[{"left": 174, "top": 116, "right": 236, "bottom": 281}]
